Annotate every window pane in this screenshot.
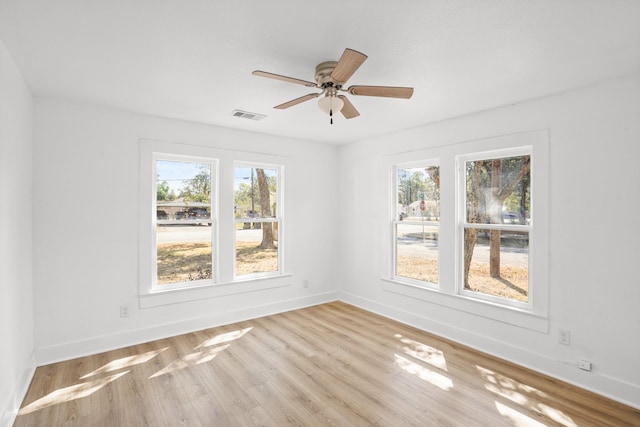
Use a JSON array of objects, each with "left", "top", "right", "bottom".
[
  {"left": 395, "top": 165, "right": 439, "bottom": 284},
  {"left": 397, "top": 166, "right": 440, "bottom": 221},
  {"left": 234, "top": 165, "right": 280, "bottom": 277},
  {"left": 396, "top": 223, "right": 439, "bottom": 283},
  {"left": 465, "top": 156, "right": 530, "bottom": 224},
  {"left": 234, "top": 167, "right": 277, "bottom": 219},
  {"left": 236, "top": 222, "right": 278, "bottom": 276},
  {"left": 463, "top": 228, "right": 529, "bottom": 302},
  {"left": 155, "top": 159, "right": 213, "bottom": 285},
  {"left": 156, "top": 224, "right": 212, "bottom": 284}
]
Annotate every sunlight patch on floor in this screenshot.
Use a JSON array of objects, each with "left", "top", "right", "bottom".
[
  {"left": 394, "top": 354, "right": 453, "bottom": 391},
  {"left": 196, "top": 327, "right": 253, "bottom": 349},
  {"left": 478, "top": 366, "right": 577, "bottom": 427},
  {"left": 19, "top": 371, "right": 130, "bottom": 415},
  {"left": 149, "top": 344, "right": 230, "bottom": 378},
  {"left": 495, "top": 401, "right": 547, "bottom": 427},
  {"left": 536, "top": 403, "right": 579, "bottom": 427},
  {"left": 395, "top": 334, "right": 447, "bottom": 371},
  {"left": 477, "top": 365, "right": 548, "bottom": 401},
  {"left": 80, "top": 347, "right": 168, "bottom": 379}
]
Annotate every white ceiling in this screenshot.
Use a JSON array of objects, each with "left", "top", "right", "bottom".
[{"left": 1, "top": 0, "right": 639, "bottom": 144}]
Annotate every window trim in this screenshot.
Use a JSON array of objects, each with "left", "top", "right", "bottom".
[
  {"left": 139, "top": 139, "right": 292, "bottom": 309},
  {"left": 383, "top": 130, "right": 549, "bottom": 332}
]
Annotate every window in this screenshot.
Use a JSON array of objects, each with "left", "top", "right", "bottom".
[
  {"left": 153, "top": 155, "right": 217, "bottom": 290},
  {"left": 234, "top": 164, "right": 282, "bottom": 278},
  {"left": 385, "top": 131, "right": 548, "bottom": 330},
  {"left": 140, "top": 139, "right": 290, "bottom": 308},
  {"left": 393, "top": 163, "right": 440, "bottom": 285},
  {"left": 458, "top": 149, "right": 531, "bottom": 307}
]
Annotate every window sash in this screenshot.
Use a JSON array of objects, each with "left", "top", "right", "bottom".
[
  {"left": 457, "top": 148, "right": 532, "bottom": 309},
  {"left": 392, "top": 162, "right": 440, "bottom": 286},
  {"left": 152, "top": 154, "right": 218, "bottom": 291},
  {"left": 233, "top": 163, "right": 283, "bottom": 279}
]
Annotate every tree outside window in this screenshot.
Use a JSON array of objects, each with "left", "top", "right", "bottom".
[
  {"left": 234, "top": 165, "right": 281, "bottom": 277},
  {"left": 462, "top": 154, "right": 531, "bottom": 303}
]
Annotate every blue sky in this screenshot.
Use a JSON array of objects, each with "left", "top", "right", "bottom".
[
  {"left": 157, "top": 161, "right": 277, "bottom": 193},
  {"left": 156, "top": 160, "right": 208, "bottom": 193}
]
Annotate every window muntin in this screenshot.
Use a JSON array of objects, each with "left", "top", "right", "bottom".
[
  {"left": 234, "top": 164, "right": 281, "bottom": 278},
  {"left": 393, "top": 164, "right": 440, "bottom": 285},
  {"left": 153, "top": 157, "right": 216, "bottom": 289},
  {"left": 460, "top": 152, "right": 531, "bottom": 306}
]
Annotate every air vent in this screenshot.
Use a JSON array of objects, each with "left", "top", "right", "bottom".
[{"left": 231, "top": 110, "right": 267, "bottom": 121}]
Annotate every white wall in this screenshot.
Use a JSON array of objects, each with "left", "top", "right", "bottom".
[
  {"left": 0, "top": 39, "right": 34, "bottom": 426},
  {"left": 337, "top": 74, "right": 640, "bottom": 408},
  {"left": 32, "top": 100, "right": 339, "bottom": 363}
]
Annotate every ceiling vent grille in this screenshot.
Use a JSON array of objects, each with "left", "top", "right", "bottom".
[{"left": 231, "top": 109, "right": 267, "bottom": 121}]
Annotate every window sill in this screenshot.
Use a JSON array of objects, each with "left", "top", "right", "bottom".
[
  {"left": 381, "top": 278, "right": 548, "bottom": 332},
  {"left": 140, "top": 274, "right": 292, "bottom": 308}
]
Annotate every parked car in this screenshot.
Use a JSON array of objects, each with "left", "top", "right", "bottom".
[
  {"left": 501, "top": 212, "right": 521, "bottom": 224},
  {"left": 175, "top": 210, "right": 188, "bottom": 220},
  {"left": 187, "top": 207, "right": 211, "bottom": 225},
  {"left": 156, "top": 210, "right": 169, "bottom": 220}
]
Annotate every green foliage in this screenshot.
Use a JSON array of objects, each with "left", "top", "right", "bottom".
[
  {"left": 398, "top": 168, "right": 439, "bottom": 206},
  {"left": 181, "top": 166, "right": 211, "bottom": 203},
  {"left": 234, "top": 168, "right": 277, "bottom": 218},
  {"left": 156, "top": 180, "right": 175, "bottom": 201},
  {"left": 235, "top": 182, "right": 253, "bottom": 205}
]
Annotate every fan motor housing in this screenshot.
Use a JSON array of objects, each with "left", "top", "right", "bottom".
[{"left": 315, "top": 61, "right": 340, "bottom": 86}]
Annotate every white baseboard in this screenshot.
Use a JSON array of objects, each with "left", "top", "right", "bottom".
[
  {"left": 2, "top": 352, "right": 36, "bottom": 427},
  {"left": 338, "top": 291, "right": 640, "bottom": 410},
  {"left": 36, "top": 292, "right": 338, "bottom": 366}
]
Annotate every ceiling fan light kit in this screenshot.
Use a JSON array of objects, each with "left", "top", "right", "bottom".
[
  {"left": 317, "top": 89, "right": 344, "bottom": 124},
  {"left": 252, "top": 48, "right": 413, "bottom": 124}
]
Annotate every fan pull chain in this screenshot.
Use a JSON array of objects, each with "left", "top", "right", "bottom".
[{"left": 330, "top": 109, "right": 333, "bottom": 125}]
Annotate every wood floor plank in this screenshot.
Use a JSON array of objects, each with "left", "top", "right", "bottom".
[{"left": 14, "top": 301, "right": 640, "bottom": 426}]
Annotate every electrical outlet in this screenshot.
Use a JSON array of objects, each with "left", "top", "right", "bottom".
[
  {"left": 578, "top": 359, "right": 592, "bottom": 371},
  {"left": 558, "top": 329, "right": 571, "bottom": 345},
  {"left": 120, "top": 305, "right": 130, "bottom": 318}
]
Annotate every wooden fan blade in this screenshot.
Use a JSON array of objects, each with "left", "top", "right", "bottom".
[
  {"left": 274, "top": 93, "right": 320, "bottom": 109},
  {"left": 338, "top": 95, "right": 360, "bottom": 119},
  {"left": 252, "top": 70, "right": 317, "bottom": 87},
  {"left": 331, "top": 48, "right": 368, "bottom": 83},
  {"left": 348, "top": 85, "right": 414, "bottom": 99}
]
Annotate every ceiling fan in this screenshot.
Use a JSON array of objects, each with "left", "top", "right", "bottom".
[{"left": 252, "top": 48, "right": 414, "bottom": 124}]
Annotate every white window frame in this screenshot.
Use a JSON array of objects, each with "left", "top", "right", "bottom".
[
  {"left": 382, "top": 130, "right": 549, "bottom": 332},
  {"left": 139, "top": 140, "right": 292, "bottom": 309},
  {"left": 151, "top": 153, "right": 218, "bottom": 292},
  {"left": 456, "top": 146, "right": 532, "bottom": 310},
  {"left": 233, "top": 161, "right": 284, "bottom": 281},
  {"left": 391, "top": 160, "right": 440, "bottom": 289}
]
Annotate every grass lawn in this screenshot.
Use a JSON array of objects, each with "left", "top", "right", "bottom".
[
  {"left": 158, "top": 241, "right": 525, "bottom": 302},
  {"left": 157, "top": 241, "right": 278, "bottom": 284},
  {"left": 396, "top": 256, "right": 528, "bottom": 302}
]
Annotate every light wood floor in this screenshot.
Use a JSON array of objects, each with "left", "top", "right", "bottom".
[{"left": 15, "top": 302, "right": 640, "bottom": 426}]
